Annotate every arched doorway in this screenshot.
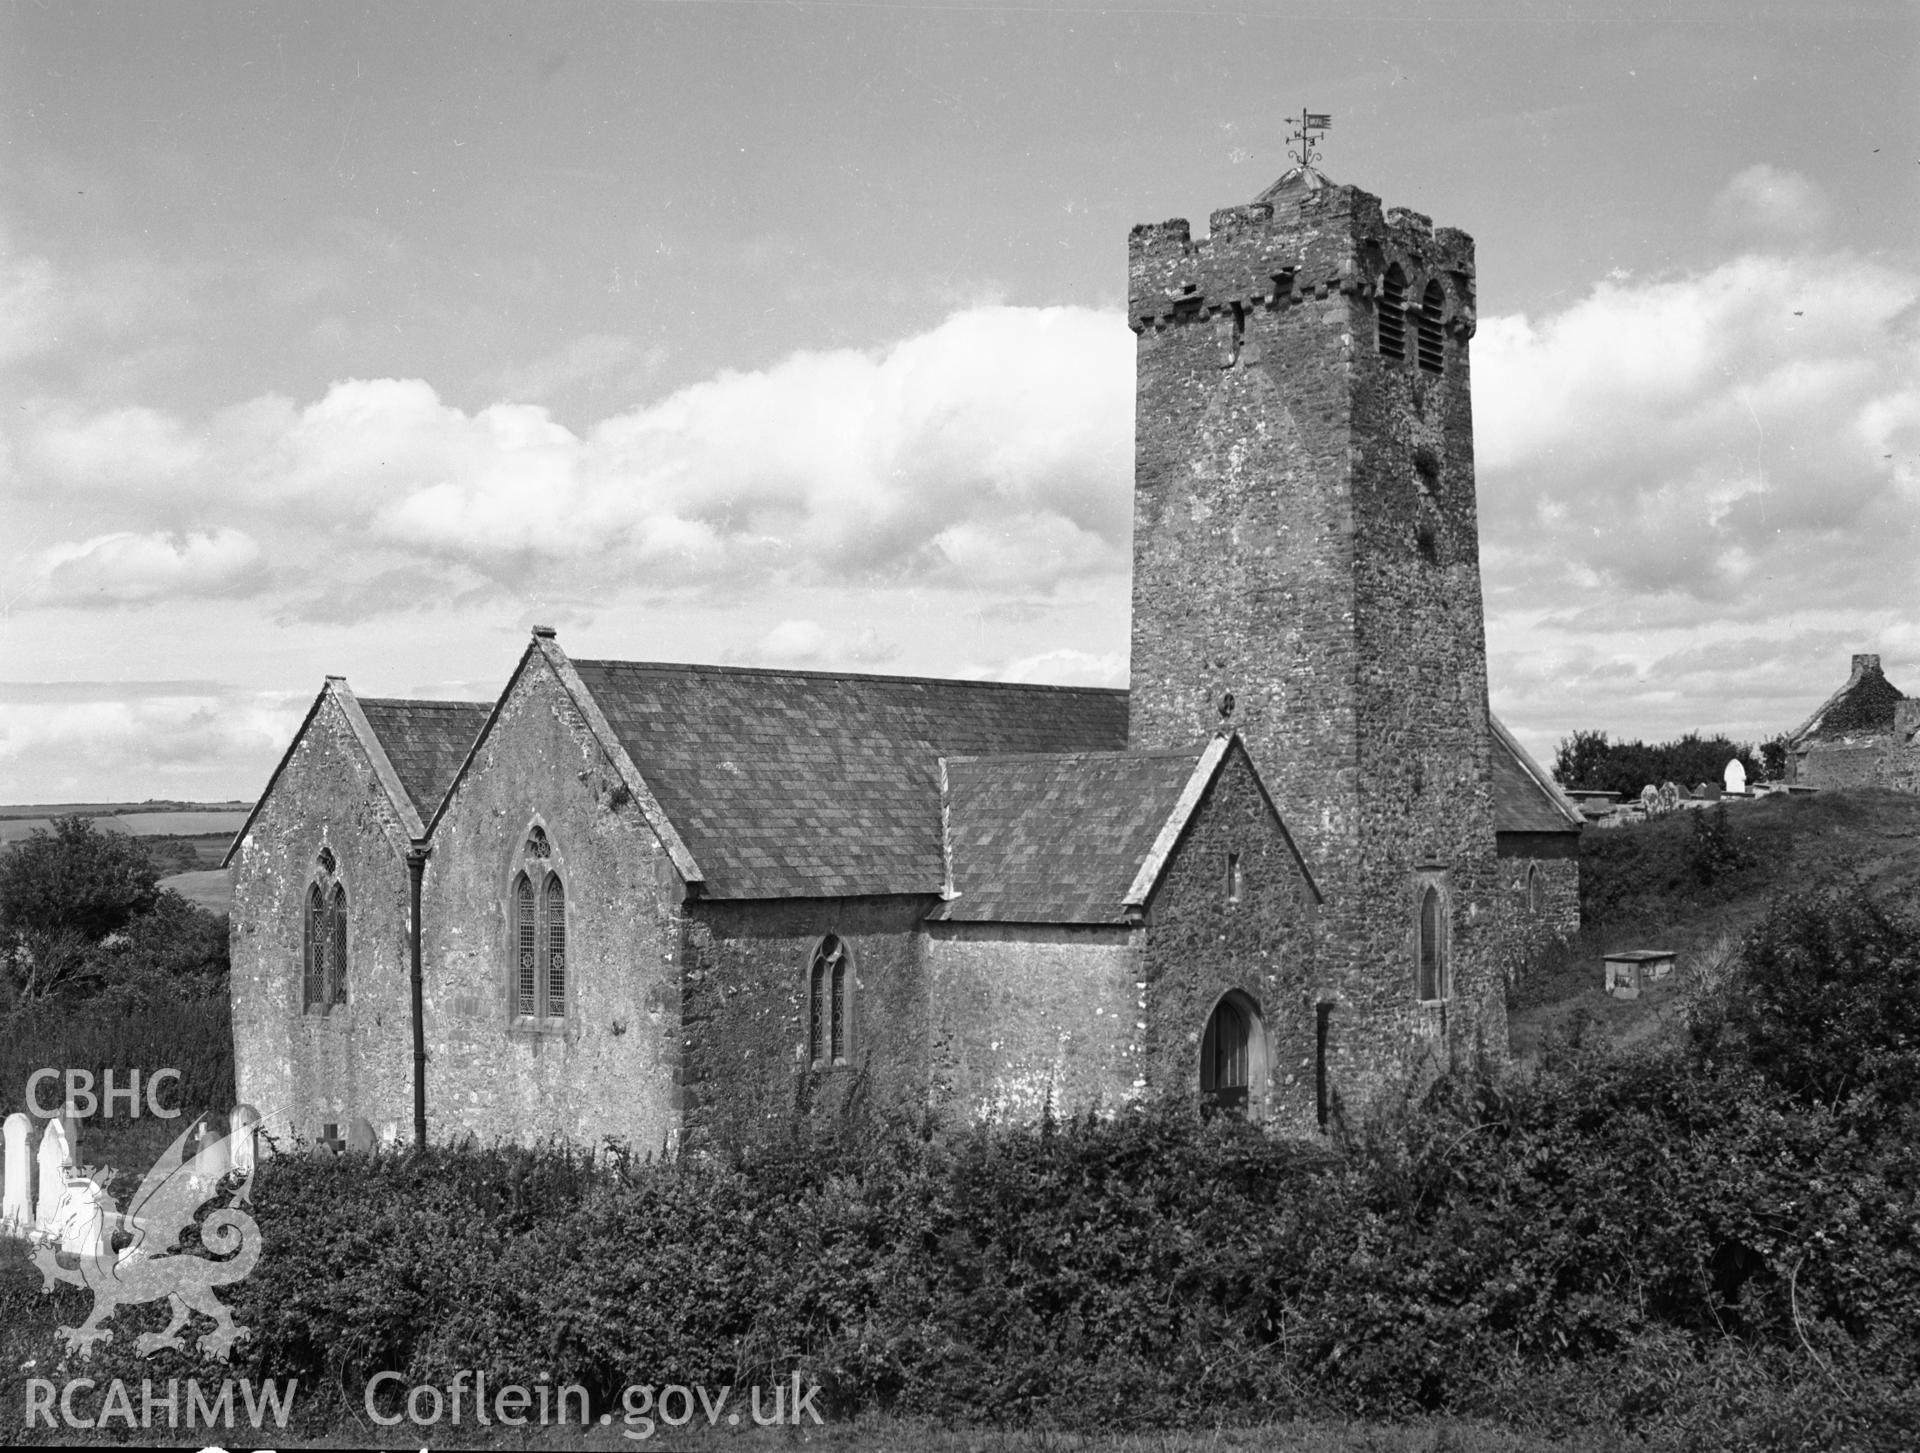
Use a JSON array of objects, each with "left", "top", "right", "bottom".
[{"left": 1199, "top": 990, "right": 1268, "bottom": 1120}]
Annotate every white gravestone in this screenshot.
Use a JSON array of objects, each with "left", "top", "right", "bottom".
[
  {"left": 231, "top": 1104, "right": 261, "bottom": 1174},
  {"left": 189, "top": 1111, "right": 231, "bottom": 1188},
  {"left": 1725, "top": 758, "right": 1747, "bottom": 795},
  {"left": 2, "top": 1113, "right": 30, "bottom": 1233},
  {"left": 34, "top": 1119, "right": 71, "bottom": 1231},
  {"left": 56, "top": 1176, "right": 106, "bottom": 1257}
]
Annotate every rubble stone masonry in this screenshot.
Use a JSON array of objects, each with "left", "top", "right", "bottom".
[{"left": 1127, "top": 175, "right": 1508, "bottom": 1111}]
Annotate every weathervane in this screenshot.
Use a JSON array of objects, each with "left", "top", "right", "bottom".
[{"left": 1287, "top": 108, "right": 1333, "bottom": 170}]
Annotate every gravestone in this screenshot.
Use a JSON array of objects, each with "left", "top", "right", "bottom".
[
  {"left": 35, "top": 1119, "right": 71, "bottom": 1230},
  {"left": 2, "top": 1113, "right": 30, "bottom": 1232},
  {"left": 231, "top": 1104, "right": 261, "bottom": 1174},
  {"left": 189, "top": 1110, "right": 231, "bottom": 1185},
  {"left": 347, "top": 1117, "right": 376, "bottom": 1153},
  {"left": 57, "top": 1175, "right": 106, "bottom": 1257},
  {"left": 1724, "top": 758, "right": 1748, "bottom": 795}
]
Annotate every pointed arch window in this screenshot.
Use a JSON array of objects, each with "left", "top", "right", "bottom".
[
  {"left": 1525, "top": 864, "right": 1543, "bottom": 917},
  {"left": 807, "top": 936, "right": 852, "bottom": 1069},
  {"left": 1377, "top": 265, "right": 1407, "bottom": 361},
  {"left": 1416, "top": 280, "right": 1445, "bottom": 373},
  {"left": 1416, "top": 885, "right": 1448, "bottom": 1001},
  {"left": 544, "top": 875, "right": 567, "bottom": 1017},
  {"left": 511, "top": 843, "right": 569, "bottom": 1023},
  {"left": 514, "top": 873, "right": 538, "bottom": 1017},
  {"left": 303, "top": 876, "right": 348, "bottom": 1012}
]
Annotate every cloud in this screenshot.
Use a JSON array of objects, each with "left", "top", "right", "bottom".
[
  {"left": 0, "top": 683, "right": 308, "bottom": 801},
  {"left": 721, "top": 619, "right": 899, "bottom": 669},
  {"left": 33, "top": 529, "right": 269, "bottom": 608},
  {"left": 0, "top": 232, "right": 61, "bottom": 367},
  {"left": 487, "top": 333, "right": 669, "bottom": 406},
  {"left": 0, "top": 226, "right": 201, "bottom": 382},
  {"left": 28, "top": 404, "right": 207, "bottom": 490},
  {"left": 983, "top": 646, "right": 1128, "bottom": 688},
  {"left": 7, "top": 305, "right": 1135, "bottom": 620},
  {"left": 1711, "top": 164, "right": 1831, "bottom": 243},
  {"left": 1475, "top": 214, "right": 1920, "bottom": 748}
]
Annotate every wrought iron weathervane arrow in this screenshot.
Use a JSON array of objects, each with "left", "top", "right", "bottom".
[{"left": 1288, "top": 108, "right": 1333, "bottom": 170}]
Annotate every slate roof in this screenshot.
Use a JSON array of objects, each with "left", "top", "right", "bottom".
[
  {"left": 569, "top": 660, "right": 1128, "bottom": 899},
  {"left": 1489, "top": 716, "right": 1584, "bottom": 835},
  {"left": 932, "top": 747, "right": 1209, "bottom": 924},
  {"left": 358, "top": 699, "right": 492, "bottom": 821},
  {"left": 1790, "top": 655, "right": 1906, "bottom": 744}
]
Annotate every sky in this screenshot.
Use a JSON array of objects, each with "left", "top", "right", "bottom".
[{"left": 1, "top": 0, "right": 1916, "bottom": 802}]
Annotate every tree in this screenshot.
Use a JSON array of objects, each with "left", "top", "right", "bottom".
[
  {"left": 1552, "top": 729, "right": 1763, "bottom": 798},
  {"left": 1552, "top": 729, "right": 1612, "bottom": 790},
  {"left": 1757, "top": 738, "right": 1789, "bottom": 783},
  {"left": 0, "top": 816, "right": 160, "bottom": 942},
  {"left": 0, "top": 816, "right": 163, "bottom": 1004},
  {"left": 104, "top": 888, "right": 229, "bottom": 989}
]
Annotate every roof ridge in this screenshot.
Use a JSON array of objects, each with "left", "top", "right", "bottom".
[
  {"left": 946, "top": 745, "right": 1205, "bottom": 766},
  {"left": 572, "top": 657, "right": 1127, "bottom": 695},
  {"left": 358, "top": 697, "right": 492, "bottom": 710}
]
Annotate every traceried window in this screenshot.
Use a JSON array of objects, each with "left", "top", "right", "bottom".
[
  {"left": 514, "top": 873, "right": 538, "bottom": 1016},
  {"left": 1417, "top": 279, "right": 1445, "bottom": 373},
  {"left": 1416, "top": 885, "right": 1448, "bottom": 1001},
  {"left": 807, "top": 935, "right": 852, "bottom": 1069},
  {"left": 544, "top": 875, "right": 567, "bottom": 1015},
  {"left": 511, "top": 832, "right": 568, "bottom": 1023},
  {"left": 303, "top": 876, "right": 348, "bottom": 1013},
  {"left": 1377, "top": 265, "right": 1407, "bottom": 361}
]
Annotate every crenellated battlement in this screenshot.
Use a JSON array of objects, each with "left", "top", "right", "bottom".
[{"left": 1127, "top": 177, "right": 1477, "bottom": 340}]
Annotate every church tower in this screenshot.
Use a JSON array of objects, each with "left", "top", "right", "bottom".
[{"left": 1127, "top": 166, "right": 1507, "bottom": 1103}]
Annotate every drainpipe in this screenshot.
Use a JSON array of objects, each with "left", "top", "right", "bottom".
[{"left": 406, "top": 845, "right": 429, "bottom": 1148}]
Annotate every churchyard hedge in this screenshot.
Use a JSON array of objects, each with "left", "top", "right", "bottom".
[{"left": 8, "top": 887, "right": 1920, "bottom": 1449}]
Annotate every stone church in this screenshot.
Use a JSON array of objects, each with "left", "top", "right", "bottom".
[{"left": 226, "top": 166, "right": 1581, "bottom": 1154}]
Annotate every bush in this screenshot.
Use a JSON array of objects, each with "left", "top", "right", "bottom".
[
  {"left": 0, "top": 817, "right": 226, "bottom": 1005},
  {"left": 1578, "top": 803, "right": 1762, "bottom": 926},
  {"left": 8, "top": 893, "right": 1919, "bottom": 1445},
  {"left": 1699, "top": 884, "right": 1920, "bottom": 1134},
  {"left": 0, "top": 816, "right": 159, "bottom": 944},
  {"left": 8, "top": 1060, "right": 1914, "bottom": 1445},
  {"left": 0, "top": 987, "right": 234, "bottom": 1172}
]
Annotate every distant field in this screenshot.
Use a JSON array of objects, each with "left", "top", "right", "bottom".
[
  {"left": 0, "top": 799, "right": 249, "bottom": 819},
  {"left": 160, "top": 867, "right": 233, "bottom": 913},
  {"left": 0, "top": 807, "right": 248, "bottom": 842}
]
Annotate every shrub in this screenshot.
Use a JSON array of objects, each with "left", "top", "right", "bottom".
[
  {"left": 0, "top": 986, "right": 234, "bottom": 1172},
  {"left": 1578, "top": 804, "right": 1762, "bottom": 926},
  {"left": 1702, "top": 884, "right": 1920, "bottom": 1133},
  {"left": 0, "top": 817, "right": 160, "bottom": 945}
]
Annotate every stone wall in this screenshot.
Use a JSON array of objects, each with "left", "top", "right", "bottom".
[
  {"left": 680, "top": 895, "right": 932, "bottom": 1152},
  {"left": 228, "top": 693, "right": 415, "bottom": 1145},
  {"left": 924, "top": 922, "right": 1142, "bottom": 1124},
  {"left": 1795, "top": 739, "right": 1896, "bottom": 791},
  {"left": 1126, "top": 176, "right": 1507, "bottom": 1115},
  {"left": 1495, "top": 836, "right": 1581, "bottom": 974},
  {"left": 1139, "top": 743, "right": 1322, "bottom": 1135},
  {"left": 421, "top": 658, "right": 682, "bottom": 1151}
]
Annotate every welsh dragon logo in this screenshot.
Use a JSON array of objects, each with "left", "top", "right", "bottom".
[{"left": 32, "top": 1116, "right": 262, "bottom": 1360}]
